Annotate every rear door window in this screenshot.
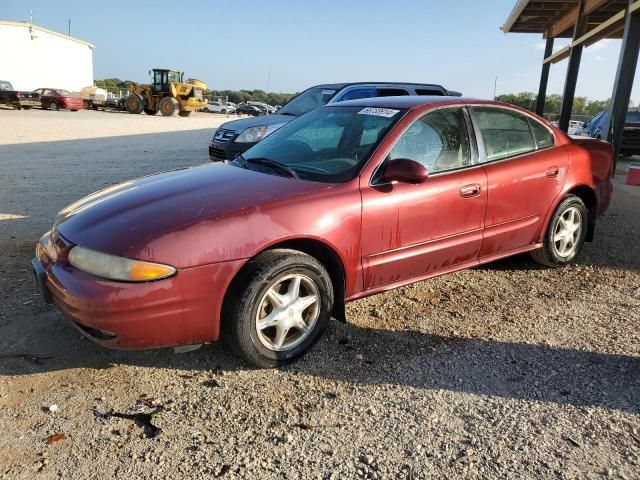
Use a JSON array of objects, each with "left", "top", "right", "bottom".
[
  {"left": 376, "top": 88, "right": 409, "bottom": 97},
  {"left": 528, "top": 118, "right": 554, "bottom": 149},
  {"left": 472, "top": 107, "right": 536, "bottom": 161}
]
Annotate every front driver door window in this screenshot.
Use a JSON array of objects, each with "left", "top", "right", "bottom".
[
  {"left": 360, "top": 107, "right": 488, "bottom": 289},
  {"left": 389, "top": 108, "right": 472, "bottom": 173}
]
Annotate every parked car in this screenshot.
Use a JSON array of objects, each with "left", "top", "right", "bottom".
[
  {"left": 0, "top": 80, "right": 40, "bottom": 110},
  {"left": 235, "top": 104, "right": 264, "bottom": 116},
  {"left": 580, "top": 110, "right": 640, "bottom": 155},
  {"left": 33, "top": 96, "right": 613, "bottom": 367},
  {"left": 581, "top": 110, "right": 640, "bottom": 155},
  {"left": 33, "top": 88, "right": 84, "bottom": 111},
  {"left": 209, "top": 82, "right": 461, "bottom": 161},
  {"left": 201, "top": 101, "right": 235, "bottom": 114}
]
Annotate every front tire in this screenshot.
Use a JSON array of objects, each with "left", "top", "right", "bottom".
[
  {"left": 159, "top": 97, "right": 179, "bottom": 116},
  {"left": 223, "top": 249, "right": 334, "bottom": 368},
  {"left": 125, "top": 95, "right": 144, "bottom": 114},
  {"left": 531, "top": 194, "right": 588, "bottom": 267}
]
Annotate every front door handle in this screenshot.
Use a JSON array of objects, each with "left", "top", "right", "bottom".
[
  {"left": 546, "top": 166, "right": 560, "bottom": 178},
  {"left": 459, "top": 183, "right": 481, "bottom": 198}
]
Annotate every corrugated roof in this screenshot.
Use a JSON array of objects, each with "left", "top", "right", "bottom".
[
  {"left": 0, "top": 20, "right": 95, "bottom": 48},
  {"left": 502, "top": 0, "right": 630, "bottom": 38}
]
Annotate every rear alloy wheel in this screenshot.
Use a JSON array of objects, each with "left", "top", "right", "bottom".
[
  {"left": 531, "top": 194, "right": 588, "bottom": 267},
  {"left": 125, "top": 95, "right": 144, "bottom": 114},
  {"left": 223, "top": 249, "right": 333, "bottom": 367},
  {"left": 49, "top": 102, "right": 59, "bottom": 111},
  {"left": 158, "top": 97, "right": 179, "bottom": 116}
]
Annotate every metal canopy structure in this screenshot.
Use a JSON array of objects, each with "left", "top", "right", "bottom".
[{"left": 502, "top": 0, "right": 640, "bottom": 162}]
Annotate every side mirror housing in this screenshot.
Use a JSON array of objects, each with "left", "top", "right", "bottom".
[{"left": 380, "top": 158, "right": 429, "bottom": 184}]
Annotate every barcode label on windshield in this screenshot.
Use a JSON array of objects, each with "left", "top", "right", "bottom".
[{"left": 358, "top": 107, "right": 400, "bottom": 118}]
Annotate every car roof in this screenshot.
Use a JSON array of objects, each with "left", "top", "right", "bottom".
[
  {"left": 325, "top": 95, "right": 478, "bottom": 109},
  {"left": 313, "top": 82, "right": 451, "bottom": 90}
]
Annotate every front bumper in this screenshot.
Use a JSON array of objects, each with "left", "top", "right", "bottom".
[
  {"left": 209, "top": 139, "right": 257, "bottom": 161},
  {"left": 32, "top": 231, "right": 244, "bottom": 349}
]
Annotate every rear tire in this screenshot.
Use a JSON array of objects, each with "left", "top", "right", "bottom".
[
  {"left": 158, "top": 97, "right": 178, "bottom": 116},
  {"left": 49, "top": 102, "right": 59, "bottom": 111},
  {"left": 531, "top": 194, "right": 588, "bottom": 268},
  {"left": 223, "top": 249, "right": 333, "bottom": 368},
  {"left": 125, "top": 94, "right": 144, "bottom": 114}
]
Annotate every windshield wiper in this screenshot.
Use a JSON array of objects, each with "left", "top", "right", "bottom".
[
  {"left": 278, "top": 112, "right": 298, "bottom": 116},
  {"left": 244, "top": 157, "right": 300, "bottom": 179}
]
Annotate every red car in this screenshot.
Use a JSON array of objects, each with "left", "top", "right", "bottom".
[
  {"left": 32, "top": 97, "right": 613, "bottom": 367},
  {"left": 33, "top": 88, "right": 83, "bottom": 111}
]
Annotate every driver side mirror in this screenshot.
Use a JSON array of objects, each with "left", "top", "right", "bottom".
[{"left": 379, "top": 158, "right": 429, "bottom": 184}]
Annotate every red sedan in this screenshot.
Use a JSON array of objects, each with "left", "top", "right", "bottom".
[
  {"left": 33, "top": 88, "right": 84, "bottom": 111},
  {"left": 32, "top": 97, "right": 613, "bottom": 367}
]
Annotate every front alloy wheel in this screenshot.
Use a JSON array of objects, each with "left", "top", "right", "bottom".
[
  {"left": 223, "top": 249, "right": 333, "bottom": 367},
  {"left": 255, "top": 274, "right": 320, "bottom": 351}
]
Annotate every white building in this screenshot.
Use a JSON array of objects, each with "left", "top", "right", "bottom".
[{"left": 0, "top": 20, "right": 94, "bottom": 92}]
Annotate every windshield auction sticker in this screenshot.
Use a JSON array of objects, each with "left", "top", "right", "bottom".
[{"left": 358, "top": 107, "right": 400, "bottom": 118}]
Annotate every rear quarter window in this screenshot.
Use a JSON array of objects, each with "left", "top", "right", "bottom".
[
  {"left": 415, "top": 88, "right": 445, "bottom": 96},
  {"left": 528, "top": 118, "right": 554, "bottom": 149}
]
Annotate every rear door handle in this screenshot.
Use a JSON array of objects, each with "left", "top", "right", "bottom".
[
  {"left": 459, "top": 183, "right": 481, "bottom": 198},
  {"left": 546, "top": 166, "right": 560, "bottom": 178}
]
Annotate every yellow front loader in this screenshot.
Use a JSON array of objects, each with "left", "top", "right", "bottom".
[{"left": 125, "top": 69, "right": 207, "bottom": 117}]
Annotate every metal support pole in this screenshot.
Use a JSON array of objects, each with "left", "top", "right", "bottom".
[
  {"left": 536, "top": 35, "right": 554, "bottom": 116},
  {"left": 606, "top": 0, "right": 640, "bottom": 172},
  {"left": 559, "top": 1, "right": 586, "bottom": 132}
]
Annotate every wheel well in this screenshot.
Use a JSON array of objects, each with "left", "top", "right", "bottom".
[
  {"left": 222, "top": 239, "right": 347, "bottom": 325},
  {"left": 567, "top": 185, "right": 597, "bottom": 241}
]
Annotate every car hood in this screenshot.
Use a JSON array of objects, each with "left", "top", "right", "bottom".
[
  {"left": 54, "top": 163, "right": 333, "bottom": 266},
  {"left": 218, "top": 114, "right": 294, "bottom": 133}
]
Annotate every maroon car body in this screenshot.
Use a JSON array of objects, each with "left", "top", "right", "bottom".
[
  {"left": 33, "top": 97, "right": 613, "bottom": 352},
  {"left": 33, "top": 88, "right": 84, "bottom": 111}
]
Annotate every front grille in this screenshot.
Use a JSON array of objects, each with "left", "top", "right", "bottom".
[
  {"left": 209, "top": 146, "right": 227, "bottom": 159},
  {"left": 213, "top": 128, "right": 236, "bottom": 144},
  {"left": 623, "top": 127, "right": 640, "bottom": 138}
]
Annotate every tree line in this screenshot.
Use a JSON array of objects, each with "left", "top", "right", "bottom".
[
  {"left": 94, "top": 78, "right": 295, "bottom": 106},
  {"left": 495, "top": 92, "right": 615, "bottom": 118}
]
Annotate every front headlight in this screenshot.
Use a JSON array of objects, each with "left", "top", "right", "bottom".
[
  {"left": 235, "top": 126, "right": 267, "bottom": 143},
  {"left": 68, "top": 246, "right": 176, "bottom": 282}
]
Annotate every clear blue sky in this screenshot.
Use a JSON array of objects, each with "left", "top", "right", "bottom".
[{"left": 3, "top": 0, "right": 639, "bottom": 101}]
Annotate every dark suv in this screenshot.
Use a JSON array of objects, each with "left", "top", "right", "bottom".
[
  {"left": 581, "top": 110, "right": 640, "bottom": 156},
  {"left": 208, "top": 82, "right": 460, "bottom": 161}
]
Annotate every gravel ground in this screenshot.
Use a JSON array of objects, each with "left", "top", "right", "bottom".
[{"left": 0, "top": 110, "right": 639, "bottom": 479}]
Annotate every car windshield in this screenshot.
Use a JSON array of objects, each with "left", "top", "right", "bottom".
[
  {"left": 235, "top": 106, "right": 405, "bottom": 183},
  {"left": 168, "top": 71, "right": 181, "bottom": 83},
  {"left": 57, "top": 90, "right": 72, "bottom": 96},
  {"left": 0, "top": 81, "right": 12, "bottom": 91},
  {"left": 626, "top": 111, "right": 640, "bottom": 123},
  {"left": 276, "top": 87, "right": 339, "bottom": 116}
]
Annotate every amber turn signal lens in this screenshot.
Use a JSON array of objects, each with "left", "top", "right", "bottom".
[{"left": 130, "top": 261, "right": 176, "bottom": 281}]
